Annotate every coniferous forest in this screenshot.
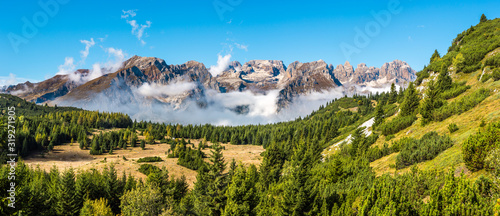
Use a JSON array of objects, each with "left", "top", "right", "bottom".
[{"left": 1, "top": 15, "right": 500, "bottom": 216}]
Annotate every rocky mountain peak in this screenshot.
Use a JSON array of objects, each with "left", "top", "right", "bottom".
[{"left": 123, "top": 55, "right": 168, "bottom": 72}]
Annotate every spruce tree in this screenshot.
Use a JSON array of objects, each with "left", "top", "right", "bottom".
[
  {"left": 430, "top": 49, "right": 441, "bottom": 63},
  {"left": 420, "top": 80, "right": 439, "bottom": 125},
  {"left": 480, "top": 14, "right": 487, "bottom": 23},
  {"left": 374, "top": 101, "right": 385, "bottom": 127},
  {"left": 79, "top": 140, "right": 85, "bottom": 150},
  {"left": 388, "top": 83, "right": 398, "bottom": 104},
  {"left": 57, "top": 168, "right": 79, "bottom": 216},
  {"left": 104, "top": 165, "right": 121, "bottom": 214},
  {"left": 90, "top": 138, "right": 101, "bottom": 155},
  {"left": 76, "top": 172, "right": 91, "bottom": 209},
  {"left": 193, "top": 142, "right": 228, "bottom": 215},
  {"left": 400, "top": 82, "right": 420, "bottom": 117},
  {"left": 141, "top": 140, "right": 146, "bottom": 150},
  {"left": 224, "top": 165, "right": 259, "bottom": 216},
  {"left": 436, "top": 65, "right": 452, "bottom": 92}
]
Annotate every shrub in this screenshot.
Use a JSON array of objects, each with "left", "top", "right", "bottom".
[
  {"left": 385, "top": 134, "right": 395, "bottom": 141},
  {"left": 492, "top": 68, "right": 500, "bottom": 81},
  {"left": 480, "top": 119, "right": 486, "bottom": 127},
  {"left": 379, "top": 115, "right": 417, "bottom": 136},
  {"left": 366, "top": 143, "right": 391, "bottom": 162},
  {"left": 138, "top": 164, "right": 161, "bottom": 176},
  {"left": 481, "top": 73, "right": 492, "bottom": 83},
  {"left": 177, "top": 148, "right": 206, "bottom": 170},
  {"left": 396, "top": 132, "right": 453, "bottom": 169},
  {"left": 440, "top": 83, "right": 470, "bottom": 100},
  {"left": 485, "top": 54, "right": 500, "bottom": 68},
  {"left": 432, "top": 88, "right": 490, "bottom": 121},
  {"left": 448, "top": 123, "right": 459, "bottom": 133},
  {"left": 137, "top": 156, "right": 163, "bottom": 163},
  {"left": 462, "top": 122, "right": 500, "bottom": 171}
]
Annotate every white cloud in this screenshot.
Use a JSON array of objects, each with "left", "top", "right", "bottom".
[
  {"left": 121, "top": 9, "right": 137, "bottom": 19},
  {"left": 60, "top": 47, "right": 126, "bottom": 84},
  {"left": 57, "top": 57, "right": 76, "bottom": 75},
  {"left": 207, "top": 90, "right": 280, "bottom": 117},
  {"left": 209, "top": 54, "right": 232, "bottom": 77},
  {"left": 122, "top": 10, "right": 152, "bottom": 45},
  {"left": 0, "top": 73, "right": 36, "bottom": 88},
  {"left": 105, "top": 47, "right": 126, "bottom": 72},
  {"left": 137, "top": 82, "right": 197, "bottom": 97},
  {"left": 235, "top": 43, "right": 248, "bottom": 51},
  {"left": 126, "top": 20, "right": 152, "bottom": 45},
  {"left": 98, "top": 35, "right": 108, "bottom": 42},
  {"left": 80, "top": 38, "right": 95, "bottom": 62}
]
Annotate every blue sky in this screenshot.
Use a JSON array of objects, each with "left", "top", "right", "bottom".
[{"left": 1, "top": 0, "right": 500, "bottom": 85}]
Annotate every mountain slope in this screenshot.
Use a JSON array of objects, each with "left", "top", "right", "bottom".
[{"left": 324, "top": 17, "right": 500, "bottom": 178}]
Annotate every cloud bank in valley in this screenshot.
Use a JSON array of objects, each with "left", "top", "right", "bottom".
[
  {"left": 137, "top": 82, "right": 197, "bottom": 97},
  {"left": 56, "top": 77, "right": 357, "bottom": 126}
]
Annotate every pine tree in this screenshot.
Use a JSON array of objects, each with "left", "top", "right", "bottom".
[
  {"left": 349, "top": 127, "right": 365, "bottom": 157},
  {"left": 374, "top": 101, "right": 385, "bottom": 127},
  {"left": 57, "top": 168, "right": 79, "bottom": 216},
  {"left": 76, "top": 172, "right": 91, "bottom": 210},
  {"left": 193, "top": 142, "right": 228, "bottom": 215},
  {"left": 125, "top": 174, "right": 137, "bottom": 192},
  {"left": 48, "top": 140, "right": 55, "bottom": 151},
  {"left": 103, "top": 165, "right": 121, "bottom": 214},
  {"left": 397, "top": 86, "right": 405, "bottom": 103},
  {"left": 430, "top": 49, "right": 441, "bottom": 63},
  {"left": 45, "top": 167, "right": 60, "bottom": 216},
  {"left": 480, "top": 14, "right": 487, "bottom": 23},
  {"left": 420, "top": 80, "right": 441, "bottom": 125},
  {"left": 223, "top": 165, "right": 259, "bottom": 216},
  {"left": 388, "top": 83, "right": 398, "bottom": 104},
  {"left": 400, "top": 82, "right": 420, "bottom": 117},
  {"left": 436, "top": 65, "right": 452, "bottom": 92},
  {"left": 90, "top": 138, "right": 101, "bottom": 155},
  {"left": 141, "top": 140, "right": 146, "bottom": 150}
]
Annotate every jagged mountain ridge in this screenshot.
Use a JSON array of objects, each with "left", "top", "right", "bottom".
[{"left": 2, "top": 56, "right": 416, "bottom": 113}]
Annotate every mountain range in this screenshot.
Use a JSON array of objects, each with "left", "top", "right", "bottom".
[{"left": 2, "top": 56, "right": 416, "bottom": 120}]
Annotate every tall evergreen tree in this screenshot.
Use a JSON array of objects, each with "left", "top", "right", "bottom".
[
  {"left": 436, "top": 64, "right": 453, "bottom": 92},
  {"left": 388, "top": 83, "right": 398, "bottom": 104},
  {"left": 420, "top": 80, "right": 442, "bottom": 125},
  {"left": 400, "top": 82, "right": 420, "bottom": 117},
  {"left": 430, "top": 49, "right": 441, "bottom": 63},
  {"left": 90, "top": 138, "right": 101, "bottom": 155},
  {"left": 480, "top": 14, "right": 488, "bottom": 23},
  {"left": 374, "top": 101, "right": 385, "bottom": 127},
  {"left": 57, "top": 168, "right": 79, "bottom": 216}
]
